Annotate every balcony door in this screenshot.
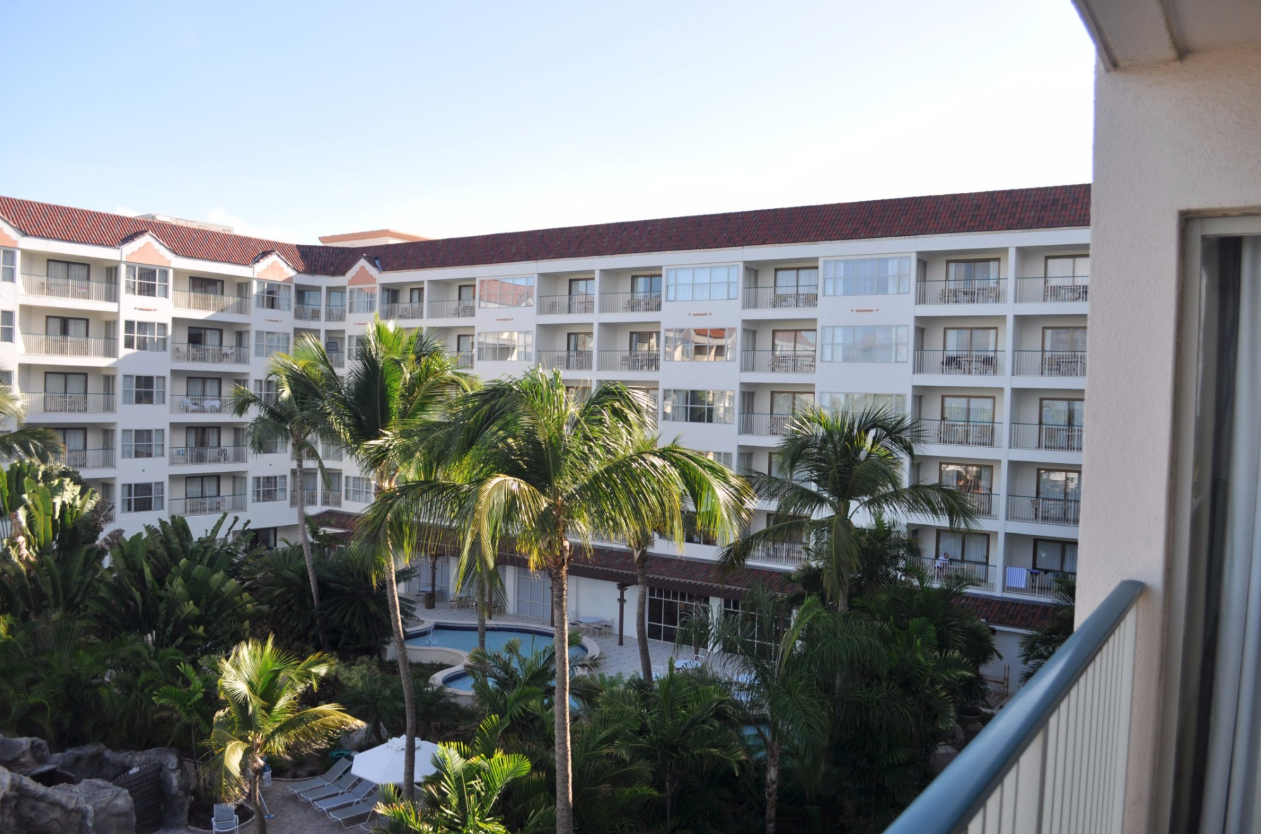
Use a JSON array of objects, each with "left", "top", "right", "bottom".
[
  {"left": 1040, "top": 398, "right": 1085, "bottom": 450},
  {"left": 46, "top": 316, "right": 88, "bottom": 338},
  {"left": 56, "top": 428, "right": 87, "bottom": 467},
  {"left": 944, "top": 327, "right": 997, "bottom": 353},
  {"left": 568, "top": 277, "right": 593, "bottom": 298},
  {"left": 188, "top": 326, "right": 222, "bottom": 347},
  {"left": 1043, "top": 326, "right": 1088, "bottom": 353},
  {"left": 45, "top": 372, "right": 87, "bottom": 411},
  {"left": 457, "top": 284, "right": 476, "bottom": 306},
  {"left": 631, "top": 274, "right": 661, "bottom": 298},
  {"left": 773, "top": 267, "right": 818, "bottom": 304},
  {"left": 187, "top": 377, "right": 222, "bottom": 399},
  {"left": 772, "top": 329, "right": 816, "bottom": 353},
  {"left": 770, "top": 391, "right": 814, "bottom": 434},
  {"left": 941, "top": 396, "right": 996, "bottom": 445},
  {"left": 455, "top": 334, "right": 473, "bottom": 355},
  {"left": 190, "top": 276, "right": 224, "bottom": 295},
  {"left": 940, "top": 462, "right": 993, "bottom": 494},
  {"left": 187, "top": 426, "right": 220, "bottom": 449},
  {"left": 1037, "top": 468, "right": 1082, "bottom": 524}
]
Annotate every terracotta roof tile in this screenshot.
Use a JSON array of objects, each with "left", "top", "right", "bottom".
[{"left": 957, "top": 595, "right": 1057, "bottom": 630}]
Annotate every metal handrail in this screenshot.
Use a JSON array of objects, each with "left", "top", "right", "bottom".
[
  {"left": 884, "top": 580, "right": 1142, "bottom": 834},
  {"left": 428, "top": 299, "right": 477, "bottom": 318},
  {"left": 538, "top": 294, "right": 595, "bottom": 315},
  {"left": 598, "top": 291, "right": 662, "bottom": 314},
  {"left": 915, "top": 279, "right": 1008, "bottom": 305},
  {"left": 22, "top": 273, "right": 119, "bottom": 302},
  {"left": 740, "top": 350, "right": 817, "bottom": 373},
  {"left": 21, "top": 333, "right": 118, "bottom": 358},
  {"left": 741, "top": 286, "right": 819, "bottom": 310},
  {"left": 172, "top": 343, "right": 250, "bottom": 364},
  {"left": 173, "top": 290, "right": 250, "bottom": 314},
  {"left": 538, "top": 350, "right": 593, "bottom": 370}
]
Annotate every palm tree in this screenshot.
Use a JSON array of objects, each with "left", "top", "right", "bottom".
[
  {"left": 153, "top": 661, "right": 218, "bottom": 780},
  {"left": 297, "top": 322, "right": 471, "bottom": 801},
  {"left": 205, "top": 637, "right": 358, "bottom": 834},
  {"left": 720, "top": 407, "right": 976, "bottom": 610},
  {"left": 1018, "top": 573, "right": 1075, "bottom": 682},
  {"left": 376, "top": 369, "right": 750, "bottom": 834},
  {"left": 232, "top": 357, "right": 330, "bottom": 649},
  {"left": 0, "top": 385, "right": 61, "bottom": 463},
  {"left": 454, "top": 530, "right": 507, "bottom": 652}
]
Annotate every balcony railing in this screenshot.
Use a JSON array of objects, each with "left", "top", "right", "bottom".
[
  {"left": 1010, "top": 423, "right": 1084, "bottom": 452},
  {"left": 740, "top": 350, "right": 817, "bottom": 374},
  {"left": 428, "top": 299, "right": 476, "bottom": 318},
  {"left": 538, "top": 294, "right": 595, "bottom": 315},
  {"left": 904, "top": 554, "right": 996, "bottom": 591},
  {"left": 746, "top": 541, "right": 809, "bottom": 567},
  {"left": 538, "top": 350, "right": 594, "bottom": 371},
  {"left": 171, "top": 395, "right": 231, "bottom": 414},
  {"left": 1012, "top": 351, "right": 1088, "bottom": 378},
  {"left": 21, "top": 333, "right": 118, "bottom": 358},
  {"left": 57, "top": 448, "right": 115, "bottom": 469},
  {"left": 1007, "top": 495, "right": 1082, "bottom": 526},
  {"left": 323, "top": 489, "right": 342, "bottom": 508},
  {"left": 325, "top": 305, "right": 347, "bottom": 322},
  {"left": 1014, "top": 277, "right": 1090, "bottom": 304},
  {"left": 169, "top": 445, "right": 249, "bottom": 465},
  {"left": 170, "top": 343, "right": 250, "bottom": 364},
  {"left": 739, "top": 412, "right": 794, "bottom": 436},
  {"left": 22, "top": 274, "right": 119, "bottom": 303},
  {"left": 294, "top": 304, "right": 322, "bottom": 321},
  {"left": 380, "top": 302, "right": 425, "bottom": 320},
  {"left": 1003, "top": 567, "right": 1073, "bottom": 598},
  {"left": 915, "top": 280, "right": 1007, "bottom": 305},
  {"left": 948, "top": 487, "right": 998, "bottom": 519},
  {"left": 22, "top": 393, "right": 116, "bottom": 414},
  {"left": 885, "top": 580, "right": 1140, "bottom": 834},
  {"left": 597, "top": 350, "right": 660, "bottom": 372},
  {"left": 173, "top": 290, "right": 250, "bottom": 314},
  {"left": 598, "top": 291, "right": 662, "bottom": 314},
  {"left": 291, "top": 488, "right": 319, "bottom": 508},
  {"left": 920, "top": 419, "right": 1001, "bottom": 448},
  {"left": 450, "top": 351, "right": 474, "bottom": 369},
  {"left": 327, "top": 351, "right": 345, "bottom": 369},
  {"left": 913, "top": 350, "right": 1005, "bottom": 376},
  {"left": 170, "top": 493, "right": 248, "bottom": 516},
  {"left": 741, "top": 286, "right": 819, "bottom": 310}
]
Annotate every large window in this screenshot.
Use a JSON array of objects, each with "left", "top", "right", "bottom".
[
  {"left": 665, "top": 265, "right": 739, "bottom": 302},
  {"left": 935, "top": 530, "right": 989, "bottom": 564},
  {"left": 946, "top": 259, "right": 1001, "bottom": 286},
  {"left": 121, "top": 482, "right": 164, "bottom": 513},
  {"left": 0, "top": 311, "right": 12, "bottom": 343},
  {"left": 944, "top": 327, "right": 998, "bottom": 352},
  {"left": 123, "top": 375, "right": 165, "bottom": 405},
  {"left": 942, "top": 395, "right": 995, "bottom": 423},
  {"left": 939, "top": 462, "right": 993, "bottom": 494},
  {"left": 125, "top": 265, "right": 169, "bottom": 298},
  {"left": 1042, "top": 326, "right": 1088, "bottom": 352},
  {"left": 821, "top": 256, "right": 911, "bottom": 296},
  {"left": 122, "top": 429, "right": 164, "bottom": 459},
  {"left": 0, "top": 248, "right": 14, "bottom": 282},
  {"left": 255, "top": 281, "right": 292, "bottom": 310},
  {"left": 46, "top": 315, "right": 88, "bottom": 337},
  {"left": 124, "top": 321, "right": 167, "bottom": 351},
  {"left": 254, "top": 331, "right": 290, "bottom": 358},
  {"left": 817, "top": 392, "right": 906, "bottom": 414},
  {"left": 646, "top": 587, "right": 709, "bottom": 642},
  {"left": 190, "top": 276, "right": 224, "bottom": 295},
  {"left": 820, "top": 325, "right": 909, "bottom": 362},
  {"left": 252, "top": 475, "right": 288, "bottom": 503},
  {"left": 515, "top": 570, "right": 550, "bottom": 620},
  {"left": 663, "top": 328, "right": 735, "bottom": 362},
  {"left": 479, "top": 276, "right": 534, "bottom": 308},
  {"left": 1034, "top": 539, "right": 1078, "bottom": 573},
  {"left": 661, "top": 389, "right": 735, "bottom": 424},
  {"left": 477, "top": 331, "right": 533, "bottom": 361},
  {"left": 49, "top": 259, "right": 90, "bottom": 286},
  {"left": 345, "top": 476, "right": 375, "bottom": 503},
  {"left": 348, "top": 287, "right": 376, "bottom": 314}
]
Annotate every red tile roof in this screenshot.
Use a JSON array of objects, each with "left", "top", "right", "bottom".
[
  {"left": 957, "top": 595, "right": 1057, "bottom": 630},
  {"left": 0, "top": 184, "right": 1090, "bottom": 277}
]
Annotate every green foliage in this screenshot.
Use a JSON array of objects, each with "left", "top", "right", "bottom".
[
  {"left": 153, "top": 661, "right": 220, "bottom": 758},
  {"left": 1019, "top": 573, "right": 1076, "bottom": 682},
  {"left": 336, "top": 657, "right": 404, "bottom": 745}
]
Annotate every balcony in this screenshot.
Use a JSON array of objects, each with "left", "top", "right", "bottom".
[
  {"left": 291, "top": 488, "right": 319, "bottom": 508},
  {"left": 172, "top": 343, "right": 250, "bottom": 365},
  {"left": 739, "top": 412, "right": 793, "bottom": 436},
  {"left": 1014, "top": 276, "right": 1090, "bottom": 304},
  {"left": 380, "top": 302, "right": 425, "bottom": 320},
  {"left": 913, "top": 350, "right": 1005, "bottom": 376},
  {"left": 742, "top": 286, "right": 818, "bottom": 310},
  {"left": 746, "top": 541, "right": 808, "bottom": 568},
  {"left": 450, "top": 351, "right": 474, "bottom": 369},
  {"left": 538, "top": 294, "right": 594, "bottom": 315},
  {"left": 294, "top": 304, "right": 322, "bottom": 321},
  {"left": 169, "top": 445, "right": 249, "bottom": 465},
  {"left": 951, "top": 488, "right": 998, "bottom": 519},
  {"left": 428, "top": 299, "right": 476, "bottom": 318},
  {"left": 904, "top": 554, "right": 997, "bottom": 591},
  {"left": 254, "top": 293, "right": 291, "bottom": 312},
  {"left": 323, "top": 489, "right": 342, "bottom": 508},
  {"left": 22, "top": 274, "right": 118, "bottom": 303},
  {"left": 1012, "top": 351, "right": 1088, "bottom": 378},
  {"left": 327, "top": 351, "right": 345, "bottom": 369},
  {"left": 884, "top": 581, "right": 1140, "bottom": 834},
  {"left": 597, "top": 350, "right": 660, "bottom": 372},
  {"left": 920, "top": 419, "right": 1001, "bottom": 448},
  {"left": 1007, "top": 495, "right": 1081, "bottom": 526},
  {"left": 22, "top": 333, "right": 118, "bottom": 358},
  {"left": 740, "top": 350, "right": 816, "bottom": 374},
  {"left": 169, "top": 493, "right": 248, "bottom": 516},
  {"left": 173, "top": 290, "right": 250, "bottom": 315},
  {"left": 538, "top": 350, "right": 593, "bottom": 371},
  {"left": 915, "top": 280, "right": 1007, "bottom": 305},
  {"left": 170, "top": 395, "right": 231, "bottom": 415},
  {"left": 56, "top": 448, "right": 115, "bottom": 469},
  {"left": 325, "top": 305, "right": 347, "bottom": 322},
  {"left": 1010, "top": 423, "right": 1083, "bottom": 452},
  {"left": 1003, "top": 566, "right": 1073, "bottom": 598},
  {"left": 292, "top": 442, "right": 343, "bottom": 463},
  {"left": 598, "top": 291, "right": 662, "bottom": 314},
  {"left": 22, "top": 393, "right": 116, "bottom": 415}
]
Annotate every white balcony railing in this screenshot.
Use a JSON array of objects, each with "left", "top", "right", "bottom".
[
  {"left": 538, "top": 350, "right": 593, "bottom": 371},
  {"left": 171, "top": 343, "right": 250, "bottom": 365},
  {"left": 746, "top": 541, "right": 808, "bottom": 567},
  {"left": 538, "top": 294, "right": 595, "bottom": 315},
  {"left": 170, "top": 395, "right": 231, "bottom": 415},
  {"left": 21, "top": 333, "right": 118, "bottom": 358},
  {"left": 291, "top": 489, "right": 319, "bottom": 508},
  {"left": 921, "top": 419, "right": 1000, "bottom": 448},
  {"left": 169, "top": 446, "right": 249, "bottom": 465},
  {"left": 22, "top": 393, "right": 117, "bottom": 414},
  {"left": 169, "top": 494, "right": 248, "bottom": 516},
  {"left": 1002, "top": 567, "right": 1073, "bottom": 598},
  {"left": 597, "top": 350, "right": 660, "bottom": 372},
  {"left": 22, "top": 274, "right": 119, "bottom": 303},
  {"left": 380, "top": 302, "right": 425, "bottom": 320},
  {"left": 739, "top": 412, "right": 793, "bottom": 436},
  {"left": 294, "top": 304, "right": 322, "bottom": 321},
  {"left": 741, "top": 286, "right": 818, "bottom": 310},
  {"left": 172, "top": 290, "right": 250, "bottom": 314},
  {"left": 1014, "top": 277, "right": 1090, "bottom": 304},
  {"left": 1009, "top": 423, "right": 1084, "bottom": 452},
  {"left": 740, "top": 350, "right": 817, "bottom": 374},
  {"left": 1012, "top": 351, "right": 1088, "bottom": 378},
  {"left": 913, "top": 350, "right": 1004, "bottom": 376},
  {"left": 450, "top": 351, "right": 474, "bottom": 369},
  {"left": 325, "top": 305, "right": 347, "bottom": 322},
  {"left": 598, "top": 291, "right": 662, "bottom": 314},
  {"left": 904, "top": 554, "right": 997, "bottom": 592},
  {"left": 915, "top": 280, "right": 1007, "bottom": 305},
  {"left": 1007, "top": 495, "right": 1082, "bottom": 526},
  {"left": 57, "top": 448, "right": 116, "bottom": 469},
  {"left": 428, "top": 299, "right": 476, "bottom": 318}
]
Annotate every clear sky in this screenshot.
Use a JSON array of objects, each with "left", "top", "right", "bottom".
[{"left": 0, "top": 0, "right": 1096, "bottom": 244}]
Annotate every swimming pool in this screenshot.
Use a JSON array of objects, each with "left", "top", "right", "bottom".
[{"left": 405, "top": 623, "right": 589, "bottom": 661}]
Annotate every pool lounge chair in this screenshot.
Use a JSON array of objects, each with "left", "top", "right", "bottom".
[
  {"left": 316, "top": 779, "right": 376, "bottom": 814},
  {"left": 301, "top": 771, "right": 359, "bottom": 802},
  {"left": 287, "top": 757, "right": 352, "bottom": 794},
  {"left": 211, "top": 804, "right": 239, "bottom": 833},
  {"left": 329, "top": 788, "right": 382, "bottom": 826}
]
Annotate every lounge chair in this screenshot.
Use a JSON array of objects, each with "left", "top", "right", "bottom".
[
  {"left": 211, "top": 803, "right": 239, "bottom": 833},
  {"left": 329, "top": 788, "right": 382, "bottom": 826},
  {"left": 301, "top": 771, "right": 359, "bottom": 802},
  {"left": 287, "top": 757, "right": 352, "bottom": 793},
  {"left": 316, "top": 779, "right": 376, "bottom": 814}
]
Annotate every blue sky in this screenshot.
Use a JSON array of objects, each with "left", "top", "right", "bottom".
[{"left": 0, "top": 1, "right": 1096, "bottom": 243}]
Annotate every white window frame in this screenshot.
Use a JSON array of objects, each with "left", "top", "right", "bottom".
[
  {"left": 123, "top": 375, "right": 166, "bottom": 405},
  {"left": 0, "top": 311, "right": 12, "bottom": 343},
  {"left": 252, "top": 475, "right": 288, "bottom": 503},
  {"left": 125, "top": 265, "right": 169, "bottom": 298},
  {"left": 122, "top": 429, "right": 165, "bottom": 459},
  {"left": 665, "top": 264, "right": 739, "bottom": 302},
  {"left": 660, "top": 389, "right": 735, "bottom": 424},
  {"left": 345, "top": 476, "right": 375, "bottom": 503},
  {"left": 348, "top": 287, "right": 377, "bottom": 314},
  {"left": 663, "top": 327, "right": 736, "bottom": 362},
  {"left": 821, "top": 256, "right": 912, "bottom": 296},
  {"left": 121, "top": 481, "right": 165, "bottom": 513},
  {"left": 254, "top": 331, "right": 290, "bottom": 358},
  {"left": 124, "top": 321, "right": 167, "bottom": 351},
  {"left": 476, "top": 331, "right": 534, "bottom": 362},
  {"left": 255, "top": 281, "right": 292, "bottom": 311},
  {"left": 820, "top": 325, "right": 909, "bottom": 363},
  {"left": 478, "top": 276, "right": 534, "bottom": 308},
  {"left": 0, "top": 248, "right": 15, "bottom": 283}
]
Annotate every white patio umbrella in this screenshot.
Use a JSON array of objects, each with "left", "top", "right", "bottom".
[{"left": 351, "top": 736, "right": 441, "bottom": 785}]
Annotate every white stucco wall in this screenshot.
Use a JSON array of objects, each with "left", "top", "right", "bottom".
[{"left": 1083, "top": 42, "right": 1261, "bottom": 834}]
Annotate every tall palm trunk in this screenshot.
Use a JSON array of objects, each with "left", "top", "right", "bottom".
[
  {"left": 250, "top": 762, "right": 267, "bottom": 834},
  {"left": 477, "top": 580, "right": 488, "bottom": 651},
  {"left": 765, "top": 739, "right": 780, "bottom": 834},
  {"left": 550, "top": 559, "right": 574, "bottom": 834},
  {"left": 633, "top": 549, "right": 652, "bottom": 680},
  {"left": 293, "top": 450, "right": 327, "bottom": 650},
  {"left": 384, "top": 545, "right": 418, "bottom": 802}
]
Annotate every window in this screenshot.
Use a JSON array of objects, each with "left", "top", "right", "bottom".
[
  {"left": 820, "top": 325, "right": 909, "bottom": 362},
  {"left": 822, "top": 256, "right": 911, "bottom": 296},
  {"left": 684, "top": 511, "right": 718, "bottom": 545},
  {"left": 48, "top": 259, "right": 90, "bottom": 285},
  {"left": 0, "top": 370, "right": 11, "bottom": 387},
  {"left": 771, "top": 329, "right": 816, "bottom": 353},
  {"left": 346, "top": 476, "right": 375, "bottom": 503},
  {"left": 1, "top": 248, "right": 15, "bottom": 283},
  {"left": 255, "top": 282, "right": 292, "bottom": 310},
  {"left": 477, "top": 331, "right": 533, "bottom": 361},
  {"left": 935, "top": 530, "right": 989, "bottom": 564},
  {"left": 939, "top": 462, "right": 993, "bottom": 494},
  {"left": 515, "top": 570, "right": 549, "bottom": 620},
  {"left": 348, "top": 287, "right": 376, "bottom": 313},
  {"left": 661, "top": 389, "right": 735, "bottom": 424},
  {"left": 818, "top": 392, "right": 906, "bottom": 414},
  {"left": 186, "top": 475, "right": 221, "bottom": 499},
  {"left": 944, "top": 327, "right": 998, "bottom": 352},
  {"left": 457, "top": 284, "right": 476, "bottom": 305},
  {"left": 190, "top": 276, "right": 224, "bottom": 295},
  {"left": 123, "top": 375, "right": 165, "bottom": 405},
  {"left": 252, "top": 378, "right": 279, "bottom": 405},
  {"left": 1033, "top": 539, "right": 1078, "bottom": 573},
  {"left": 254, "top": 331, "right": 290, "bottom": 358},
  {"left": 122, "top": 429, "right": 165, "bottom": 459},
  {"left": 773, "top": 267, "right": 819, "bottom": 297},
  {"left": 1045, "top": 255, "right": 1090, "bottom": 282},
  {"left": 1042, "top": 326, "right": 1088, "bottom": 352},
  {"left": 568, "top": 277, "right": 594, "bottom": 297},
  {"left": 347, "top": 335, "right": 363, "bottom": 358},
  {"left": 698, "top": 450, "right": 733, "bottom": 469},
  {"left": 125, "top": 265, "right": 169, "bottom": 297},
  {"left": 663, "top": 328, "right": 735, "bottom": 362},
  {"left": 188, "top": 326, "right": 222, "bottom": 347},
  {"left": 479, "top": 276, "right": 534, "bottom": 308},
  {"left": 45, "top": 316, "right": 88, "bottom": 338},
  {"left": 252, "top": 475, "right": 288, "bottom": 503},
  {"left": 121, "top": 482, "right": 164, "bottom": 513},
  {"left": 1037, "top": 469, "right": 1082, "bottom": 500},
  {"left": 455, "top": 334, "right": 474, "bottom": 355},
  {"left": 771, "top": 391, "right": 814, "bottom": 417},
  {"left": 941, "top": 396, "right": 995, "bottom": 423},
  {"left": 631, "top": 274, "right": 662, "bottom": 298},
  {"left": 124, "top": 321, "right": 167, "bottom": 351},
  {"left": 0, "top": 311, "right": 12, "bottom": 343},
  {"left": 646, "top": 587, "right": 709, "bottom": 642},
  {"left": 946, "top": 259, "right": 1001, "bottom": 286},
  {"left": 665, "top": 264, "right": 738, "bottom": 302}
]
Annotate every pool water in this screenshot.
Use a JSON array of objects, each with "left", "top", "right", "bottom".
[{"left": 406, "top": 625, "right": 588, "bottom": 661}]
